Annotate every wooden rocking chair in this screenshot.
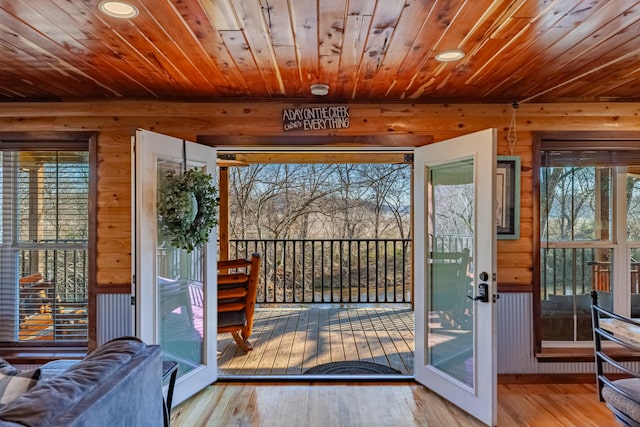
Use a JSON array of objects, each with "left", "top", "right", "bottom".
[{"left": 217, "top": 253, "right": 260, "bottom": 352}]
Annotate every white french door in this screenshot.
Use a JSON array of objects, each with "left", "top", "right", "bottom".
[
  {"left": 413, "top": 129, "right": 497, "bottom": 426},
  {"left": 133, "top": 129, "right": 217, "bottom": 407}
]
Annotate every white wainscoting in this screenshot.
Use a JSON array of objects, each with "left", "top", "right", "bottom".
[
  {"left": 97, "top": 293, "right": 132, "bottom": 346},
  {"left": 497, "top": 292, "right": 595, "bottom": 374}
]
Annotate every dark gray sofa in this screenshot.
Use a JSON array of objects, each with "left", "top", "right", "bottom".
[{"left": 0, "top": 337, "right": 163, "bottom": 427}]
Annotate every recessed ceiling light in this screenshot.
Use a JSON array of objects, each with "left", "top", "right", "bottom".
[
  {"left": 99, "top": 1, "right": 139, "bottom": 19},
  {"left": 310, "top": 84, "right": 329, "bottom": 96},
  {"left": 435, "top": 49, "right": 465, "bottom": 62}
]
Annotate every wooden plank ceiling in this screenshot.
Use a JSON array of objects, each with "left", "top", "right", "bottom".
[{"left": 1, "top": 0, "right": 639, "bottom": 103}]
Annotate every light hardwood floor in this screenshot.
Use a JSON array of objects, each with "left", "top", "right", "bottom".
[
  {"left": 205, "top": 306, "right": 616, "bottom": 425},
  {"left": 170, "top": 381, "right": 618, "bottom": 427}
]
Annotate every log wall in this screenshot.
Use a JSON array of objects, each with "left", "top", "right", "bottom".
[{"left": 0, "top": 101, "right": 638, "bottom": 290}]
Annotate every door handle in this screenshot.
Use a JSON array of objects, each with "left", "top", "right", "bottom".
[{"left": 467, "top": 283, "right": 489, "bottom": 303}]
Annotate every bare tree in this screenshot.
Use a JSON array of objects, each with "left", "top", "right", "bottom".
[
  {"left": 321, "top": 164, "right": 370, "bottom": 238},
  {"left": 360, "top": 164, "right": 410, "bottom": 239},
  {"left": 229, "top": 163, "right": 267, "bottom": 240},
  {"left": 230, "top": 164, "right": 340, "bottom": 239},
  {"left": 229, "top": 162, "right": 411, "bottom": 240}
]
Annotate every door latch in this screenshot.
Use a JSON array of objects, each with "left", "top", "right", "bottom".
[{"left": 467, "top": 282, "right": 489, "bottom": 303}]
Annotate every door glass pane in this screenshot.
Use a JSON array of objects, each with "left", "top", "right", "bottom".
[
  {"left": 427, "top": 158, "right": 474, "bottom": 387},
  {"left": 157, "top": 161, "right": 204, "bottom": 376}
]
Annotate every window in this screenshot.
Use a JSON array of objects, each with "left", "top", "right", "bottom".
[
  {"left": 535, "top": 134, "right": 640, "bottom": 346},
  {"left": 0, "top": 141, "right": 90, "bottom": 346}
]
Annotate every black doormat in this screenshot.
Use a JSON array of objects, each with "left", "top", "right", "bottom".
[{"left": 303, "top": 361, "right": 402, "bottom": 375}]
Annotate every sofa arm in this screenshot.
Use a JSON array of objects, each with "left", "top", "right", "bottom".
[{"left": 0, "top": 337, "right": 163, "bottom": 427}]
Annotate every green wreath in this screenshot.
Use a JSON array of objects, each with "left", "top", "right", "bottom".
[{"left": 157, "top": 167, "right": 219, "bottom": 253}]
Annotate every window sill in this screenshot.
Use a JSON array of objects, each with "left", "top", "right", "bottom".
[
  {"left": 536, "top": 346, "right": 640, "bottom": 363},
  {"left": 0, "top": 346, "right": 87, "bottom": 364}
]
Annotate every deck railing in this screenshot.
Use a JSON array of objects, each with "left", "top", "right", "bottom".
[{"left": 229, "top": 239, "right": 412, "bottom": 304}]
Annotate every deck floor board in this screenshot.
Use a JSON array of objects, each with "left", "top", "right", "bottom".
[{"left": 218, "top": 306, "right": 415, "bottom": 376}]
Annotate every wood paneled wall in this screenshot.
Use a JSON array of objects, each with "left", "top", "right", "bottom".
[{"left": 0, "top": 101, "right": 637, "bottom": 290}]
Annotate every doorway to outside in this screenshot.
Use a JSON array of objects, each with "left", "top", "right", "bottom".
[
  {"left": 215, "top": 148, "right": 415, "bottom": 378},
  {"left": 143, "top": 130, "right": 496, "bottom": 424}
]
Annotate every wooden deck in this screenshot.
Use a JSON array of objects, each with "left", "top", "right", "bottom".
[{"left": 217, "top": 306, "right": 414, "bottom": 376}]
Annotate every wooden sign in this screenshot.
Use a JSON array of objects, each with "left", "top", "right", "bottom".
[{"left": 282, "top": 106, "right": 350, "bottom": 132}]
